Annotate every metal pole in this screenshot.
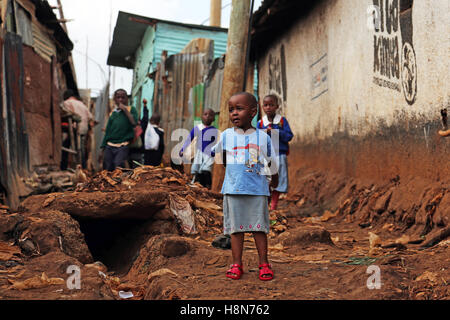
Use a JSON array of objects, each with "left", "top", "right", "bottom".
[{"left": 85, "top": 36, "right": 89, "bottom": 89}]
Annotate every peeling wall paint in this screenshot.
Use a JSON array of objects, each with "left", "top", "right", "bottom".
[{"left": 256, "top": 0, "right": 449, "bottom": 182}]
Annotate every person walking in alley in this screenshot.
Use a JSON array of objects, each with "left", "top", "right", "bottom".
[
  {"left": 100, "top": 89, "right": 138, "bottom": 171},
  {"left": 63, "top": 90, "right": 95, "bottom": 169},
  {"left": 257, "top": 94, "right": 294, "bottom": 210},
  {"left": 212, "top": 92, "right": 279, "bottom": 281},
  {"left": 143, "top": 112, "right": 165, "bottom": 166},
  {"left": 179, "top": 108, "right": 218, "bottom": 189}
]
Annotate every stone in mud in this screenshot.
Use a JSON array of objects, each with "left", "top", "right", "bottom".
[
  {"left": 160, "top": 237, "right": 190, "bottom": 257},
  {"left": 278, "top": 226, "right": 333, "bottom": 247},
  {"left": 0, "top": 214, "right": 24, "bottom": 241}
]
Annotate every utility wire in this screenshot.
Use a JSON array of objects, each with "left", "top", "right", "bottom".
[{"left": 73, "top": 49, "right": 108, "bottom": 85}]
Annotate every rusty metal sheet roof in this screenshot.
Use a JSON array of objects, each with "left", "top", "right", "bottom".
[
  {"left": 31, "top": 0, "right": 73, "bottom": 51},
  {"left": 108, "top": 11, "right": 228, "bottom": 69}
]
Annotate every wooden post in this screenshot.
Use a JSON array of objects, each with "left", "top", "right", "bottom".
[
  {"left": 56, "top": 0, "right": 78, "bottom": 88},
  {"left": 68, "top": 118, "right": 76, "bottom": 167},
  {"left": 210, "top": 0, "right": 222, "bottom": 27},
  {"left": 211, "top": 0, "right": 252, "bottom": 192}
]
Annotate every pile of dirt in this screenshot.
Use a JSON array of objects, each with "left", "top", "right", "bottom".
[
  {"left": 284, "top": 169, "right": 450, "bottom": 248},
  {"left": 0, "top": 166, "right": 232, "bottom": 299},
  {"left": 19, "top": 166, "right": 224, "bottom": 238}
]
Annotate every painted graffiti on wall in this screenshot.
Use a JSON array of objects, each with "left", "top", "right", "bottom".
[
  {"left": 268, "top": 44, "right": 288, "bottom": 111},
  {"left": 310, "top": 53, "right": 328, "bottom": 101},
  {"left": 371, "top": 0, "right": 417, "bottom": 105}
]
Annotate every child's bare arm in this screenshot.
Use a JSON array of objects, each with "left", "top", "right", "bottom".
[
  {"left": 222, "top": 151, "right": 227, "bottom": 167},
  {"left": 270, "top": 173, "right": 279, "bottom": 190},
  {"left": 118, "top": 104, "right": 137, "bottom": 127}
]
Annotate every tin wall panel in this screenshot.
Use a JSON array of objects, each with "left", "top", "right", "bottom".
[
  {"left": 32, "top": 21, "right": 56, "bottom": 63},
  {"left": 156, "top": 52, "right": 206, "bottom": 153},
  {"left": 15, "top": 2, "right": 33, "bottom": 46},
  {"left": 4, "top": 32, "right": 28, "bottom": 176},
  {"left": 154, "top": 22, "right": 227, "bottom": 65},
  {"left": 1, "top": 32, "right": 30, "bottom": 208},
  {"left": 0, "top": 35, "right": 6, "bottom": 194}
]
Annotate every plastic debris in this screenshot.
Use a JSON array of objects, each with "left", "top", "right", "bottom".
[
  {"left": 169, "top": 194, "right": 197, "bottom": 234},
  {"left": 118, "top": 290, "right": 134, "bottom": 299}
]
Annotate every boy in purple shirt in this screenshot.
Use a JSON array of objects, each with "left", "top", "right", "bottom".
[{"left": 179, "top": 109, "right": 218, "bottom": 189}]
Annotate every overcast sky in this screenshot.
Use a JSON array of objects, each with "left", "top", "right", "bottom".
[{"left": 48, "top": 0, "right": 262, "bottom": 97}]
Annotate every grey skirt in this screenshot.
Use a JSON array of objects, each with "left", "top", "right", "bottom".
[{"left": 223, "top": 194, "right": 270, "bottom": 235}]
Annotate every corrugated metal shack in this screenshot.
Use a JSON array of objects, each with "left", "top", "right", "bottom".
[
  {"left": 107, "top": 11, "right": 262, "bottom": 159},
  {"left": 0, "top": 0, "right": 78, "bottom": 208},
  {"left": 151, "top": 39, "right": 217, "bottom": 152},
  {"left": 107, "top": 11, "right": 228, "bottom": 120}
]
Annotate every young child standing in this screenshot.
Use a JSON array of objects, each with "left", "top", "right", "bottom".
[
  {"left": 179, "top": 108, "right": 218, "bottom": 189},
  {"left": 213, "top": 92, "right": 279, "bottom": 281},
  {"left": 100, "top": 89, "right": 138, "bottom": 171},
  {"left": 257, "top": 94, "right": 294, "bottom": 210}
]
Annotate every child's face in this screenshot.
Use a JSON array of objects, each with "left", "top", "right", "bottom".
[
  {"left": 202, "top": 110, "right": 215, "bottom": 126},
  {"left": 262, "top": 96, "right": 279, "bottom": 118},
  {"left": 228, "top": 95, "right": 257, "bottom": 130},
  {"left": 114, "top": 91, "right": 128, "bottom": 106}
]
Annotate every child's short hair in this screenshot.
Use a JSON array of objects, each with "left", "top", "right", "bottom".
[
  {"left": 264, "top": 94, "right": 279, "bottom": 105},
  {"left": 204, "top": 108, "right": 215, "bottom": 115},
  {"left": 63, "top": 89, "right": 75, "bottom": 101},
  {"left": 231, "top": 92, "right": 258, "bottom": 109},
  {"left": 114, "top": 88, "right": 127, "bottom": 96},
  {"left": 150, "top": 113, "right": 161, "bottom": 124}
]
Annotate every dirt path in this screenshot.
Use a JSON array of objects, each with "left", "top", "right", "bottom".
[
  {"left": 0, "top": 167, "right": 448, "bottom": 300},
  {"left": 120, "top": 216, "right": 449, "bottom": 300}
]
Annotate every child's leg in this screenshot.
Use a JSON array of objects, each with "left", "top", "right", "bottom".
[
  {"left": 226, "top": 232, "right": 245, "bottom": 279},
  {"left": 253, "top": 232, "right": 274, "bottom": 280},
  {"left": 252, "top": 232, "right": 269, "bottom": 265},
  {"left": 270, "top": 191, "right": 280, "bottom": 210},
  {"left": 198, "top": 171, "right": 212, "bottom": 189},
  {"left": 230, "top": 233, "right": 245, "bottom": 265}
]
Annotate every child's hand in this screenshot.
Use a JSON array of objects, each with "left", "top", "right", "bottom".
[{"left": 270, "top": 174, "right": 279, "bottom": 189}]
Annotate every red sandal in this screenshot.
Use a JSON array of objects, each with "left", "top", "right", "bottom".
[
  {"left": 226, "top": 264, "right": 244, "bottom": 280},
  {"left": 259, "top": 263, "right": 274, "bottom": 281}
]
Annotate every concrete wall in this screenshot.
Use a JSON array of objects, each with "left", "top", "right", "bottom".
[{"left": 257, "top": 0, "right": 449, "bottom": 183}]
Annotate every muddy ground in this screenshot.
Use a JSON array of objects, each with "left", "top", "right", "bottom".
[{"left": 0, "top": 166, "right": 448, "bottom": 300}]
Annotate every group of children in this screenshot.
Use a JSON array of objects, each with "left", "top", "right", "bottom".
[{"left": 101, "top": 88, "right": 294, "bottom": 282}]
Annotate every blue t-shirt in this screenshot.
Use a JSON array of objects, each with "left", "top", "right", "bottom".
[{"left": 212, "top": 128, "right": 279, "bottom": 196}]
